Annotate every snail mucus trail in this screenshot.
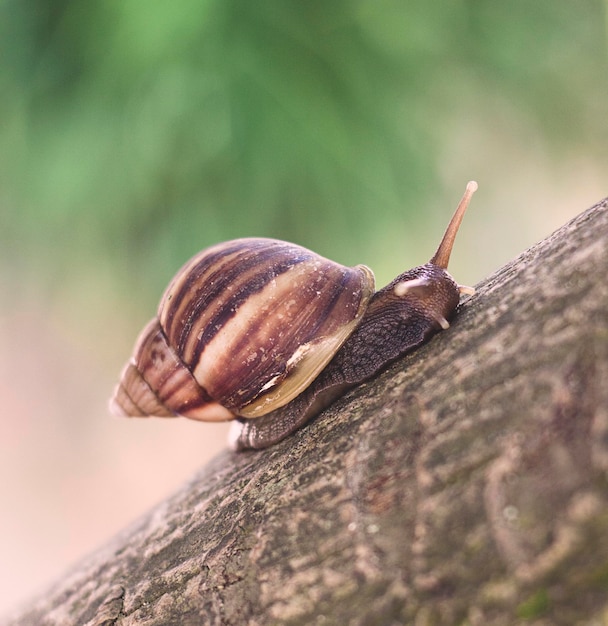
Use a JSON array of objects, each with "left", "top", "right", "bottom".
[{"left": 110, "top": 181, "right": 477, "bottom": 450}]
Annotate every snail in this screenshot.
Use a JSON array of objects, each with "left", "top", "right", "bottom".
[{"left": 110, "top": 181, "right": 477, "bottom": 450}]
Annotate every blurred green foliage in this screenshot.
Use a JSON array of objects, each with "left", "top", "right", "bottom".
[{"left": 1, "top": 0, "right": 607, "bottom": 308}]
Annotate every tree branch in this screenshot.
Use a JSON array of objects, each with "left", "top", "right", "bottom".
[{"left": 5, "top": 197, "right": 608, "bottom": 626}]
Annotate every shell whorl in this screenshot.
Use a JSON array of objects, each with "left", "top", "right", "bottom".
[
  {"left": 110, "top": 238, "right": 375, "bottom": 421},
  {"left": 110, "top": 318, "right": 232, "bottom": 421}
]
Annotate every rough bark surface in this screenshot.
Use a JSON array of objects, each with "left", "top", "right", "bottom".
[{"left": 4, "top": 198, "right": 608, "bottom": 626}]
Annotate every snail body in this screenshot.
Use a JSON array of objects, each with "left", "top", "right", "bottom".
[{"left": 111, "top": 182, "right": 478, "bottom": 450}]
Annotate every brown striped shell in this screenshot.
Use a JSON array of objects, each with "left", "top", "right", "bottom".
[{"left": 110, "top": 238, "right": 375, "bottom": 422}]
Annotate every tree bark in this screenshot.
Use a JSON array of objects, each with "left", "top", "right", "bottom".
[{"left": 5, "top": 197, "right": 608, "bottom": 626}]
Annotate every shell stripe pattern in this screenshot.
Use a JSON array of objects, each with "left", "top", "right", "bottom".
[
  {"left": 159, "top": 238, "right": 374, "bottom": 417},
  {"left": 114, "top": 238, "right": 375, "bottom": 421}
]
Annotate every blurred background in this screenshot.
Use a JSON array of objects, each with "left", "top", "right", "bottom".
[{"left": 1, "top": 0, "right": 607, "bottom": 615}]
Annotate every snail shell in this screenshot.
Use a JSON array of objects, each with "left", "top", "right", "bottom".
[{"left": 111, "top": 238, "right": 375, "bottom": 422}]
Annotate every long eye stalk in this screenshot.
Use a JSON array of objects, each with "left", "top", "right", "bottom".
[{"left": 430, "top": 180, "right": 477, "bottom": 269}]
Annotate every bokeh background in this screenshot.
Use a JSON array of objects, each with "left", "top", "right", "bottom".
[{"left": 1, "top": 0, "right": 607, "bottom": 615}]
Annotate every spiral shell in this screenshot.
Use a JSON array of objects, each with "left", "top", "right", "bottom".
[{"left": 110, "top": 238, "right": 375, "bottom": 422}]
